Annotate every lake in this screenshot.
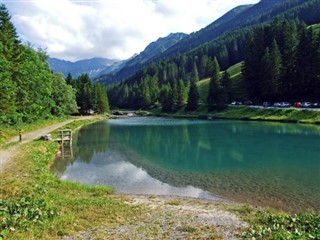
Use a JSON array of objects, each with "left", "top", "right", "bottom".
[{"left": 53, "top": 117, "right": 320, "bottom": 212}]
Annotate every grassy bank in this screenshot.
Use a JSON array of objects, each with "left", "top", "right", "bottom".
[
  {"left": 0, "top": 119, "right": 142, "bottom": 239},
  {"left": 152, "top": 106, "right": 320, "bottom": 124},
  {"left": 1, "top": 118, "right": 319, "bottom": 239},
  {"left": 212, "top": 106, "right": 320, "bottom": 124}
]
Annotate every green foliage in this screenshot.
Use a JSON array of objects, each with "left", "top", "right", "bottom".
[
  {"left": 207, "top": 58, "right": 228, "bottom": 110},
  {"left": 186, "top": 80, "right": 199, "bottom": 111},
  {"left": 0, "top": 195, "right": 57, "bottom": 238},
  {"left": 0, "top": 5, "right": 114, "bottom": 124},
  {"left": 244, "top": 19, "right": 320, "bottom": 102},
  {"left": 160, "top": 84, "right": 174, "bottom": 112},
  {"left": 243, "top": 212, "right": 320, "bottom": 239},
  {"left": 51, "top": 73, "right": 78, "bottom": 116}
]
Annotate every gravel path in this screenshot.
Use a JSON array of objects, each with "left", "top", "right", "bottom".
[{"left": 0, "top": 116, "right": 95, "bottom": 171}]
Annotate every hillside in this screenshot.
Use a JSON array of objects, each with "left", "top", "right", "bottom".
[{"left": 197, "top": 62, "right": 243, "bottom": 105}]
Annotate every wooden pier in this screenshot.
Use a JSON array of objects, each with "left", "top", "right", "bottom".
[{"left": 57, "top": 129, "right": 72, "bottom": 145}]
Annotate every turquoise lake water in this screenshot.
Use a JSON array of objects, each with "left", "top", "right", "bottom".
[{"left": 54, "top": 117, "right": 320, "bottom": 212}]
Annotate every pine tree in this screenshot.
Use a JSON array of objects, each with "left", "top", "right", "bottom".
[
  {"left": 160, "top": 84, "right": 173, "bottom": 112},
  {"left": 177, "top": 79, "right": 187, "bottom": 107},
  {"left": 221, "top": 71, "right": 232, "bottom": 104},
  {"left": 191, "top": 62, "right": 199, "bottom": 82},
  {"left": 261, "top": 40, "right": 282, "bottom": 100},
  {"left": 296, "top": 27, "right": 314, "bottom": 98},
  {"left": 207, "top": 58, "right": 223, "bottom": 110},
  {"left": 278, "top": 21, "right": 298, "bottom": 98},
  {"left": 0, "top": 4, "right": 21, "bottom": 61},
  {"left": 76, "top": 74, "right": 93, "bottom": 114},
  {"left": 93, "top": 84, "right": 110, "bottom": 114},
  {"left": 186, "top": 80, "right": 199, "bottom": 111},
  {"left": 218, "top": 45, "right": 229, "bottom": 70}
]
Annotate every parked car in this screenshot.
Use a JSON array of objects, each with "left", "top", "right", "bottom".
[
  {"left": 231, "top": 101, "right": 242, "bottom": 105},
  {"left": 274, "top": 102, "right": 281, "bottom": 107},
  {"left": 301, "top": 102, "right": 312, "bottom": 108},
  {"left": 312, "top": 102, "right": 320, "bottom": 108},
  {"left": 263, "top": 102, "right": 273, "bottom": 108},
  {"left": 244, "top": 101, "right": 253, "bottom": 105},
  {"left": 294, "top": 102, "right": 302, "bottom": 108},
  {"left": 279, "top": 102, "right": 291, "bottom": 108}
]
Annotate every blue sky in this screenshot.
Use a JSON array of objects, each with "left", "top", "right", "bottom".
[{"left": 3, "top": 0, "right": 259, "bottom": 61}]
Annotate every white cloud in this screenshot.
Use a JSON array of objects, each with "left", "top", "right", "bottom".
[{"left": 3, "top": 0, "right": 259, "bottom": 61}]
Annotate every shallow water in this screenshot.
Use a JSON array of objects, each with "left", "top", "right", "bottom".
[{"left": 54, "top": 117, "right": 320, "bottom": 212}]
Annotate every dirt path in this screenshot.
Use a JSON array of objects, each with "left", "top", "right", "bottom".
[{"left": 0, "top": 116, "right": 96, "bottom": 171}]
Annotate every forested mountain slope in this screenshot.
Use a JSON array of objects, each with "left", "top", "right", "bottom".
[{"left": 100, "top": 0, "right": 320, "bottom": 85}]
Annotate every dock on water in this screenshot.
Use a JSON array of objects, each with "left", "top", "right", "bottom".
[{"left": 57, "top": 129, "right": 72, "bottom": 145}]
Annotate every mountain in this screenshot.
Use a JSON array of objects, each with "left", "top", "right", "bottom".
[
  {"left": 48, "top": 32, "right": 186, "bottom": 80},
  {"left": 98, "top": 1, "right": 283, "bottom": 84},
  {"left": 95, "top": 32, "right": 187, "bottom": 83},
  {"left": 125, "top": 33, "right": 187, "bottom": 68},
  {"left": 100, "top": 0, "right": 320, "bottom": 85},
  {"left": 47, "top": 57, "right": 125, "bottom": 79},
  {"left": 153, "top": 0, "right": 286, "bottom": 61}
]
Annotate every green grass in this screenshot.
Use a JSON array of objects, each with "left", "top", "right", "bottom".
[
  {"left": 226, "top": 61, "right": 243, "bottom": 77},
  {"left": 213, "top": 106, "right": 320, "bottom": 124},
  {"left": 0, "top": 118, "right": 142, "bottom": 239},
  {"left": 196, "top": 62, "right": 246, "bottom": 104}
]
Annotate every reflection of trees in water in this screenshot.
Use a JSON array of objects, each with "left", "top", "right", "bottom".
[
  {"left": 108, "top": 120, "right": 320, "bottom": 212},
  {"left": 52, "top": 145, "right": 73, "bottom": 177},
  {"left": 73, "top": 122, "right": 110, "bottom": 163},
  {"left": 54, "top": 119, "right": 320, "bottom": 212}
]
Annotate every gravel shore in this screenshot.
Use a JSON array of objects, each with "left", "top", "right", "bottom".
[{"left": 62, "top": 195, "right": 248, "bottom": 240}]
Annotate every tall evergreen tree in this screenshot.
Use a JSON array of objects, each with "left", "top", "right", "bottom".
[
  {"left": 0, "top": 4, "right": 21, "bottom": 61},
  {"left": 177, "top": 79, "right": 187, "bottom": 107},
  {"left": 261, "top": 40, "right": 282, "bottom": 100},
  {"left": 296, "top": 27, "right": 315, "bottom": 98},
  {"left": 207, "top": 58, "right": 224, "bottom": 110},
  {"left": 191, "top": 62, "right": 199, "bottom": 82},
  {"left": 160, "top": 84, "right": 174, "bottom": 112},
  {"left": 76, "top": 74, "right": 93, "bottom": 114},
  {"left": 221, "top": 71, "right": 232, "bottom": 104},
  {"left": 186, "top": 80, "right": 199, "bottom": 111},
  {"left": 93, "top": 84, "right": 110, "bottom": 114}
]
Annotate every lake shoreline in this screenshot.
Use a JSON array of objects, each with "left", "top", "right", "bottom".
[
  {"left": 2, "top": 117, "right": 319, "bottom": 239},
  {"left": 135, "top": 106, "right": 320, "bottom": 125}
]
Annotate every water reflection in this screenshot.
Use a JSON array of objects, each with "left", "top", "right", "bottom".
[
  {"left": 53, "top": 118, "right": 320, "bottom": 212},
  {"left": 60, "top": 149, "right": 216, "bottom": 200}
]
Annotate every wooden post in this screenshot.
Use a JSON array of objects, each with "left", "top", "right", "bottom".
[
  {"left": 19, "top": 129, "right": 22, "bottom": 141},
  {"left": 58, "top": 129, "right": 72, "bottom": 145}
]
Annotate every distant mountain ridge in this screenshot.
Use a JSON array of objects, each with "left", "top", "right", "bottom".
[
  {"left": 47, "top": 57, "right": 124, "bottom": 79},
  {"left": 48, "top": 32, "right": 187, "bottom": 79}
]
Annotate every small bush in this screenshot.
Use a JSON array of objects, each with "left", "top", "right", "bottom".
[
  {"left": 0, "top": 195, "right": 57, "bottom": 238},
  {"left": 242, "top": 212, "right": 320, "bottom": 239}
]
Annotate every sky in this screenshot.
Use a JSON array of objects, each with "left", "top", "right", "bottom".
[{"left": 2, "top": 0, "right": 259, "bottom": 62}]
